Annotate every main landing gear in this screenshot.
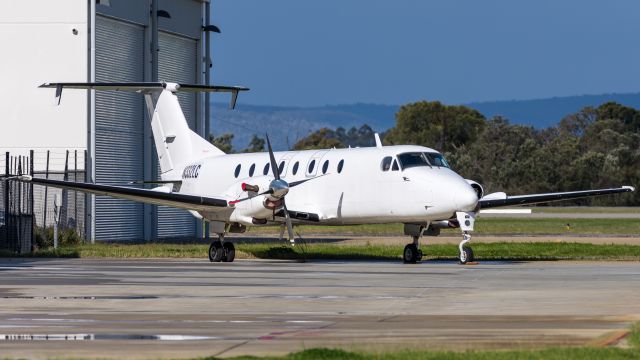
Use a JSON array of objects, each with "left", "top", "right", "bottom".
[
  {"left": 456, "top": 212, "right": 476, "bottom": 265},
  {"left": 402, "top": 224, "right": 425, "bottom": 264},
  {"left": 208, "top": 235, "right": 235, "bottom": 263}
]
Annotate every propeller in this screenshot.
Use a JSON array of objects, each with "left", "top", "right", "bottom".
[
  {"left": 228, "top": 134, "right": 320, "bottom": 244},
  {"left": 265, "top": 134, "right": 294, "bottom": 244},
  {"left": 265, "top": 134, "right": 295, "bottom": 243}
]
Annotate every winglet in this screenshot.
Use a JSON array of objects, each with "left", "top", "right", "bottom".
[{"left": 374, "top": 133, "right": 382, "bottom": 148}]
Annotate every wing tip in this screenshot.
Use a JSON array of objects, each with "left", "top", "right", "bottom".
[{"left": 622, "top": 185, "right": 635, "bottom": 192}]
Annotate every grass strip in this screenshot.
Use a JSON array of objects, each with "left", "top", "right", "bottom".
[
  {"left": 8, "top": 242, "right": 640, "bottom": 261},
  {"left": 203, "top": 322, "right": 640, "bottom": 360},
  {"left": 203, "top": 347, "right": 639, "bottom": 360},
  {"left": 244, "top": 218, "right": 640, "bottom": 236}
]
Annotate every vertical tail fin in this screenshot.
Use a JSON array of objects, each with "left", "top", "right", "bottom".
[{"left": 148, "top": 89, "right": 224, "bottom": 178}]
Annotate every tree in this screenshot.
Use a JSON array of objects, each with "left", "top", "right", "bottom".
[
  {"left": 208, "top": 133, "right": 234, "bottom": 153},
  {"left": 292, "top": 128, "right": 344, "bottom": 150},
  {"left": 242, "top": 134, "right": 265, "bottom": 153},
  {"left": 384, "top": 101, "right": 486, "bottom": 153}
]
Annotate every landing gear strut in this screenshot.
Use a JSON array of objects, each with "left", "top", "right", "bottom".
[
  {"left": 402, "top": 224, "right": 425, "bottom": 264},
  {"left": 208, "top": 234, "right": 235, "bottom": 263},
  {"left": 456, "top": 212, "right": 476, "bottom": 265}
]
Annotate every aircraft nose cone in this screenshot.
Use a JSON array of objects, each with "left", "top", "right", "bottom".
[{"left": 454, "top": 183, "right": 479, "bottom": 211}]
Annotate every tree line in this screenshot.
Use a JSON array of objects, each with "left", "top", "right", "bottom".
[{"left": 282, "top": 101, "right": 640, "bottom": 205}]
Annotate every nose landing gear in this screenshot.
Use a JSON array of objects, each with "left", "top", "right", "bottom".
[{"left": 456, "top": 212, "right": 476, "bottom": 265}]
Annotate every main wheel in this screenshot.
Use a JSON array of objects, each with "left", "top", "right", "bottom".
[
  {"left": 459, "top": 247, "right": 474, "bottom": 264},
  {"left": 403, "top": 244, "right": 419, "bottom": 264},
  {"left": 208, "top": 241, "right": 224, "bottom": 262},
  {"left": 222, "top": 242, "right": 235, "bottom": 263}
]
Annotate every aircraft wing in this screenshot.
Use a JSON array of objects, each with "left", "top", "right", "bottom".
[
  {"left": 479, "top": 186, "right": 635, "bottom": 209},
  {"left": 16, "top": 177, "right": 228, "bottom": 212}
]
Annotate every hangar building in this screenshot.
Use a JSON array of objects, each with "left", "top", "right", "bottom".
[{"left": 0, "top": 0, "right": 215, "bottom": 242}]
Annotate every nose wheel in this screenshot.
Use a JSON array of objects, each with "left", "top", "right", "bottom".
[{"left": 208, "top": 235, "right": 235, "bottom": 263}]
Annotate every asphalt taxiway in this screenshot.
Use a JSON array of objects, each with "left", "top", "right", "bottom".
[{"left": 0, "top": 258, "right": 639, "bottom": 359}]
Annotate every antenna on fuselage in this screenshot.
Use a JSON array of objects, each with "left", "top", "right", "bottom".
[{"left": 374, "top": 133, "right": 383, "bottom": 148}]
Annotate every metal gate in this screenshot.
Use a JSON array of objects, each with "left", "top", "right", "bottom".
[
  {"left": 94, "top": 16, "right": 145, "bottom": 241},
  {"left": 156, "top": 31, "right": 198, "bottom": 237}
]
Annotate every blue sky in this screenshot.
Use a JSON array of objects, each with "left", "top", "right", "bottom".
[{"left": 211, "top": 0, "right": 640, "bottom": 107}]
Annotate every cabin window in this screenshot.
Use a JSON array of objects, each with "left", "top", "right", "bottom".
[
  {"left": 278, "top": 161, "right": 285, "bottom": 175},
  {"left": 308, "top": 159, "right": 316, "bottom": 173},
  {"left": 263, "top": 163, "right": 269, "bottom": 175},
  {"left": 249, "top": 163, "right": 256, "bottom": 177},
  {"left": 337, "top": 159, "right": 344, "bottom": 173},
  {"left": 234, "top": 164, "right": 241, "bottom": 178},
  {"left": 380, "top": 156, "right": 392, "bottom": 171},
  {"left": 292, "top": 161, "right": 300, "bottom": 175},
  {"left": 397, "top": 152, "right": 429, "bottom": 170},
  {"left": 392, "top": 159, "right": 399, "bottom": 171},
  {"left": 424, "top": 152, "right": 451, "bottom": 168},
  {"left": 322, "top": 160, "right": 329, "bottom": 174}
]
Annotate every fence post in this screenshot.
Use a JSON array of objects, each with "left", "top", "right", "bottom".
[
  {"left": 60, "top": 150, "right": 69, "bottom": 228},
  {"left": 53, "top": 194, "right": 59, "bottom": 249},
  {"left": 74, "top": 150, "right": 78, "bottom": 232},
  {"left": 43, "top": 150, "right": 50, "bottom": 229},
  {"left": 30, "top": 150, "right": 34, "bottom": 252}
]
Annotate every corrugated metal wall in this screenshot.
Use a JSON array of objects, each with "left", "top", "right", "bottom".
[
  {"left": 156, "top": 31, "right": 198, "bottom": 237},
  {"left": 94, "top": 16, "right": 145, "bottom": 241}
]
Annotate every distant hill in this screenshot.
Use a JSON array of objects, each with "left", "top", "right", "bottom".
[
  {"left": 210, "top": 92, "right": 640, "bottom": 150},
  {"left": 467, "top": 93, "right": 640, "bottom": 128}
]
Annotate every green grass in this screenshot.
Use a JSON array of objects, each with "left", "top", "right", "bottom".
[
  {"left": 203, "top": 347, "right": 640, "bottom": 360},
  {"left": 200, "top": 321, "right": 640, "bottom": 360},
  {"left": 530, "top": 206, "right": 640, "bottom": 214},
  {"left": 205, "top": 322, "right": 640, "bottom": 360},
  {"left": 9, "top": 241, "right": 640, "bottom": 261},
  {"left": 245, "top": 218, "right": 640, "bottom": 236}
]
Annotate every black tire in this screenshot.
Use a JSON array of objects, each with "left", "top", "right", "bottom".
[
  {"left": 459, "top": 247, "right": 474, "bottom": 264},
  {"left": 403, "top": 244, "right": 419, "bottom": 264},
  {"left": 208, "top": 241, "right": 223, "bottom": 262},
  {"left": 222, "top": 242, "right": 235, "bottom": 263}
]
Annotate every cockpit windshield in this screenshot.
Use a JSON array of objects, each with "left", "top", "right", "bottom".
[
  {"left": 396, "top": 152, "right": 451, "bottom": 170},
  {"left": 397, "top": 152, "right": 429, "bottom": 170},
  {"left": 424, "top": 152, "right": 450, "bottom": 168}
]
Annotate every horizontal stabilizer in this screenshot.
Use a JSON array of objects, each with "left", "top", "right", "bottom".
[{"left": 40, "top": 82, "right": 249, "bottom": 108}]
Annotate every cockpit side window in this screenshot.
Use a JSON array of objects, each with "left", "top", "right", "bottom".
[
  {"left": 392, "top": 159, "right": 399, "bottom": 171},
  {"left": 397, "top": 152, "right": 429, "bottom": 170},
  {"left": 424, "top": 152, "right": 451, "bottom": 168},
  {"left": 380, "top": 156, "right": 392, "bottom": 171}
]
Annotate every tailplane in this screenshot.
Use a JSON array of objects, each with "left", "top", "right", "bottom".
[{"left": 40, "top": 82, "right": 248, "bottom": 179}]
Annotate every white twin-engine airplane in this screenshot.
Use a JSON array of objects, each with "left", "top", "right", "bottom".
[{"left": 16, "top": 82, "right": 635, "bottom": 264}]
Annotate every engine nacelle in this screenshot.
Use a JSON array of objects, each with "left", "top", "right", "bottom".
[
  {"left": 465, "top": 179, "right": 484, "bottom": 200},
  {"left": 225, "top": 176, "right": 283, "bottom": 226}
]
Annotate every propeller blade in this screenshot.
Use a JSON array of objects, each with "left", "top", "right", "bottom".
[
  {"left": 265, "top": 133, "right": 280, "bottom": 180},
  {"left": 283, "top": 201, "right": 295, "bottom": 242}
]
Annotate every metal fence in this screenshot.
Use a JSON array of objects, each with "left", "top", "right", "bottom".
[{"left": 0, "top": 150, "right": 85, "bottom": 254}]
